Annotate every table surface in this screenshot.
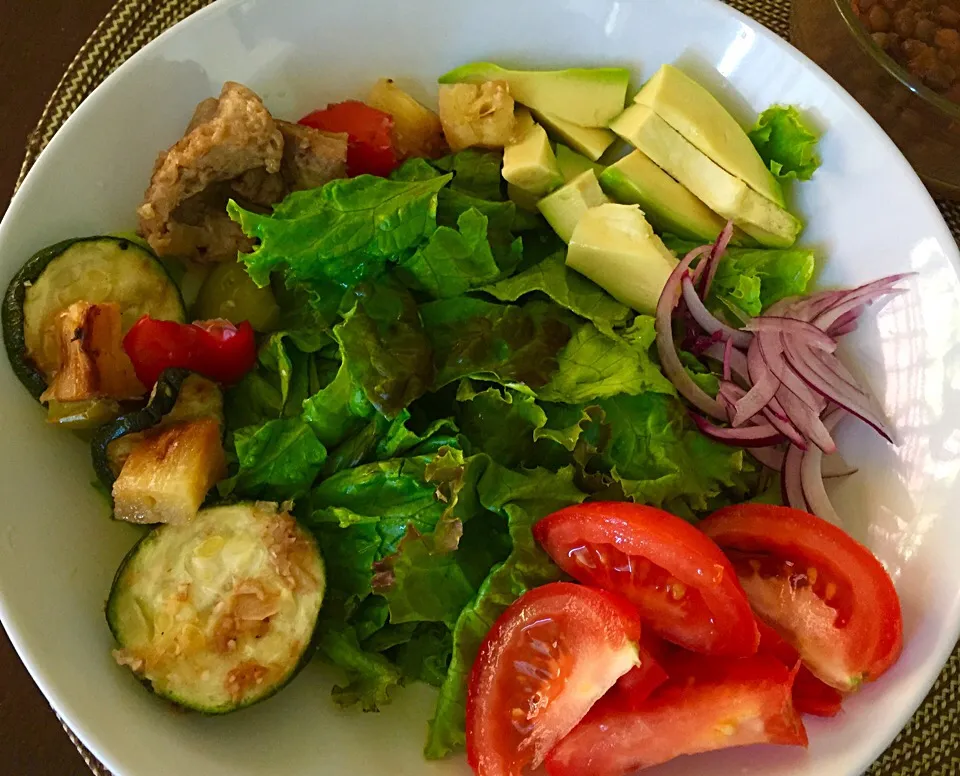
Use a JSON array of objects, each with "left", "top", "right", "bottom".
[{"left": 1, "top": 1, "right": 116, "bottom": 772}]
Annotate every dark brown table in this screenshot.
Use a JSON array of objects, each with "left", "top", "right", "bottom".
[{"left": 2, "top": 2, "right": 119, "bottom": 771}]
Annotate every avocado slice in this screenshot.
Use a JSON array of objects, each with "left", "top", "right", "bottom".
[
  {"left": 439, "top": 62, "right": 630, "bottom": 127},
  {"left": 537, "top": 170, "right": 609, "bottom": 243},
  {"left": 502, "top": 117, "right": 564, "bottom": 196},
  {"left": 634, "top": 64, "right": 784, "bottom": 207},
  {"left": 566, "top": 204, "right": 677, "bottom": 315},
  {"left": 610, "top": 104, "right": 800, "bottom": 248},
  {"left": 599, "top": 150, "right": 728, "bottom": 243},
  {"left": 533, "top": 110, "right": 616, "bottom": 161},
  {"left": 556, "top": 144, "right": 603, "bottom": 183}
]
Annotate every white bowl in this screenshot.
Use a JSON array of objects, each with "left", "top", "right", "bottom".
[{"left": 2, "top": 0, "right": 959, "bottom": 774}]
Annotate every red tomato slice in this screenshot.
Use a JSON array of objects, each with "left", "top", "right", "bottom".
[
  {"left": 122, "top": 316, "right": 256, "bottom": 387},
  {"left": 466, "top": 582, "right": 642, "bottom": 776},
  {"left": 545, "top": 653, "right": 807, "bottom": 776},
  {"left": 534, "top": 502, "right": 759, "bottom": 656},
  {"left": 756, "top": 619, "right": 844, "bottom": 717},
  {"left": 299, "top": 100, "right": 397, "bottom": 177},
  {"left": 701, "top": 504, "right": 903, "bottom": 691},
  {"left": 606, "top": 634, "right": 669, "bottom": 710}
]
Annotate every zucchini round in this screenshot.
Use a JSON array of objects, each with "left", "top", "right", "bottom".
[
  {"left": 90, "top": 368, "right": 224, "bottom": 488},
  {"left": 107, "top": 502, "right": 325, "bottom": 713},
  {"left": 2, "top": 236, "right": 186, "bottom": 398}
]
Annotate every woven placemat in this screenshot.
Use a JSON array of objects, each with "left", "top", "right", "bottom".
[{"left": 13, "top": 1, "right": 960, "bottom": 774}]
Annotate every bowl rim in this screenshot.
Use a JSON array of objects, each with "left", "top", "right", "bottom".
[
  {"left": 830, "top": 0, "right": 960, "bottom": 119},
  {"left": 2, "top": 1, "right": 960, "bottom": 775}
]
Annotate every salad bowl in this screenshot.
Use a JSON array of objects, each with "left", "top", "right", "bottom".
[{"left": 1, "top": 0, "right": 959, "bottom": 774}]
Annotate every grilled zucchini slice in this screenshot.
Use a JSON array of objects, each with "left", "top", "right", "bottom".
[
  {"left": 2, "top": 236, "right": 185, "bottom": 399},
  {"left": 107, "top": 502, "right": 325, "bottom": 713}
]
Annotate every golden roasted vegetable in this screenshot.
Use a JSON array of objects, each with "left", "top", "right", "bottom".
[
  {"left": 106, "top": 374, "right": 224, "bottom": 476},
  {"left": 367, "top": 78, "right": 447, "bottom": 159},
  {"left": 39, "top": 301, "right": 144, "bottom": 403},
  {"left": 438, "top": 81, "right": 516, "bottom": 152},
  {"left": 112, "top": 418, "right": 226, "bottom": 525}
]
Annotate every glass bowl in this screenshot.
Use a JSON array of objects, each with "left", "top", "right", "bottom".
[{"left": 792, "top": 0, "right": 960, "bottom": 198}]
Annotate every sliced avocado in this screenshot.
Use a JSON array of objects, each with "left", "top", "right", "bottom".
[
  {"left": 599, "top": 150, "right": 728, "bottom": 243},
  {"left": 566, "top": 204, "right": 677, "bottom": 315},
  {"left": 502, "top": 117, "right": 564, "bottom": 196},
  {"left": 634, "top": 64, "right": 784, "bottom": 207},
  {"left": 610, "top": 104, "right": 800, "bottom": 248},
  {"left": 537, "top": 170, "right": 609, "bottom": 243},
  {"left": 556, "top": 144, "right": 603, "bottom": 182},
  {"left": 439, "top": 62, "right": 630, "bottom": 127},
  {"left": 533, "top": 110, "right": 615, "bottom": 161}
]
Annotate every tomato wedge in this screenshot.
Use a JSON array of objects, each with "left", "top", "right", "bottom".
[
  {"left": 701, "top": 504, "right": 903, "bottom": 691},
  {"left": 534, "top": 502, "right": 759, "bottom": 656},
  {"left": 545, "top": 653, "right": 807, "bottom": 776},
  {"left": 756, "top": 619, "right": 844, "bottom": 717},
  {"left": 466, "top": 582, "right": 642, "bottom": 776},
  {"left": 605, "top": 634, "right": 669, "bottom": 710},
  {"left": 299, "top": 100, "right": 398, "bottom": 177}
]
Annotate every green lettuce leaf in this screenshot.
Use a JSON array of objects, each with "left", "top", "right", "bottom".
[
  {"left": 455, "top": 381, "right": 550, "bottom": 468},
  {"left": 302, "top": 359, "right": 376, "bottom": 449},
  {"left": 371, "top": 449, "right": 506, "bottom": 628},
  {"left": 231, "top": 417, "right": 327, "bottom": 499},
  {"left": 748, "top": 105, "right": 821, "bottom": 182},
  {"left": 537, "top": 318, "right": 675, "bottom": 403},
  {"left": 663, "top": 236, "right": 816, "bottom": 317},
  {"left": 389, "top": 623, "right": 453, "bottom": 688},
  {"left": 482, "top": 252, "right": 631, "bottom": 336},
  {"left": 335, "top": 282, "right": 434, "bottom": 417},
  {"left": 398, "top": 208, "right": 502, "bottom": 298},
  {"left": 228, "top": 173, "right": 451, "bottom": 287},
  {"left": 316, "top": 627, "right": 404, "bottom": 713},
  {"left": 597, "top": 392, "right": 747, "bottom": 511},
  {"left": 424, "top": 464, "right": 586, "bottom": 759},
  {"left": 433, "top": 149, "right": 505, "bottom": 201},
  {"left": 420, "top": 297, "right": 572, "bottom": 389}
]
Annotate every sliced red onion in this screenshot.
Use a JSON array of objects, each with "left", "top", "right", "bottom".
[
  {"left": 749, "top": 444, "right": 786, "bottom": 471},
  {"left": 823, "top": 459, "right": 858, "bottom": 478},
  {"left": 756, "top": 326, "right": 826, "bottom": 413},
  {"left": 782, "top": 443, "right": 807, "bottom": 510},
  {"left": 826, "top": 305, "right": 864, "bottom": 337},
  {"left": 777, "top": 386, "right": 837, "bottom": 454},
  {"left": 688, "top": 244, "right": 714, "bottom": 286},
  {"left": 681, "top": 274, "right": 753, "bottom": 350},
  {"left": 689, "top": 413, "right": 785, "bottom": 447},
  {"left": 761, "top": 404, "right": 808, "bottom": 450},
  {"left": 733, "top": 338, "right": 782, "bottom": 426},
  {"left": 812, "top": 275, "right": 911, "bottom": 331},
  {"left": 782, "top": 340, "right": 894, "bottom": 442},
  {"left": 656, "top": 247, "right": 726, "bottom": 420},
  {"left": 744, "top": 317, "right": 837, "bottom": 352},
  {"left": 749, "top": 445, "right": 856, "bottom": 477},
  {"left": 704, "top": 342, "right": 750, "bottom": 387},
  {"left": 799, "top": 410, "right": 848, "bottom": 526},
  {"left": 699, "top": 220, "right": 736, "bottom": 299},
  {"left": 723, "top": 336, "right": 735, "bottom": 382}
]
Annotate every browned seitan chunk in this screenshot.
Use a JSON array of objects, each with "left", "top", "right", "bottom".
[
  {"left": 137, "top": 82, "right": 284, "bottom": 262},
  {"left": 277, "top": 120, "right": 348, "bottom": 191}
]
